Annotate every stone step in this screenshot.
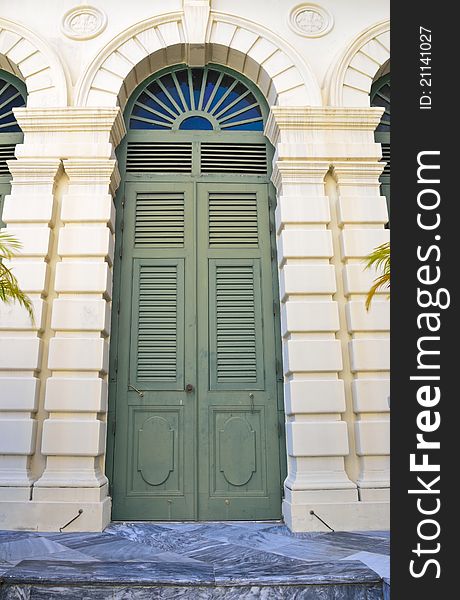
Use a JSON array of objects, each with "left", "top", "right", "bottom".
[{"left": 1, "top": 559, "right": 385, "bottom": 599}]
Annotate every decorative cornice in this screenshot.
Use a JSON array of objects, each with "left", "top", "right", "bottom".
[
  {"left": 13, "top": 108, "right": 126, "bottom": 147},
  {"left": 265, "top": 106, "right": 384, "bottom": 145}
]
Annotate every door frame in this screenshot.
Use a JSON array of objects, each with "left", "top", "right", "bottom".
[{"left": 106, "top": 68, "right": 287, "bottom": 516}]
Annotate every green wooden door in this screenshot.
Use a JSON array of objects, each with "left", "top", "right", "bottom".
[
  {"left": 111, "top": 182, "right": 197, "bottom": 519},
  {"left": 111, "top": 179, "right": 282, "bottom": 520},
  {"left": 109, "top": 64, "right": 284, "bottom": 521},
  {"left": 196, "top": 182, "right": 282, "bottom": 519}
]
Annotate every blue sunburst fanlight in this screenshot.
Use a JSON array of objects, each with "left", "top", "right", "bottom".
[
  {"left": 0, "top": 77, "right": 26, "bottom": 133},
  {"left": 130, "top": 68, "right": 264, "bottom": 131}
]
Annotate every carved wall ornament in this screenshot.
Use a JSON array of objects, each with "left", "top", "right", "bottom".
[
  {"left": 61, "top": 5, "right": 107, "bottom": 40},
  {"left": 289, "top": 4, "right": 333, "bottom": 38}
]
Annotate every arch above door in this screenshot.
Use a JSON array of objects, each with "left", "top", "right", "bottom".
[{"left": 75, "top": 12, "right": 321, "bottom": 109}]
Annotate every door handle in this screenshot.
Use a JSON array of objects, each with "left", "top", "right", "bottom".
[
  {"left": 185, "top": 383, "right": 194, "bottom": 393},
  {"left": 128, "top": 384, "right": 144, "bottom": 397}
]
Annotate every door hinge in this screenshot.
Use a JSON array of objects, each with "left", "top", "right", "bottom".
[
  {"left": 114, "top": 356, "right": 118, "bottom": 374},
  {"left": 273, "top": 301, "right": 277, "bottom": 316},
  {"left": 278, "top": 421, "right": 284, "bottom": 438},
  {"left": 276, "top": 359, "right": 283, "bottom": 381},
  {"left": 112, "top": 420, "right": 116, "bottom": 435}
]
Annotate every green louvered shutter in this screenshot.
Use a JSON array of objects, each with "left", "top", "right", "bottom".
[
  {"left": 210, "top": 261, "right": 264, "bottom": 387},
  {"left": 131, "top": 260, "right": 184, "bottom": 387},
  {"left": 134, "top": 192, "right": 185, "bottom": 247}
]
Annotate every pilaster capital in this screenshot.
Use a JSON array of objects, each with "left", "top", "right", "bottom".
[
  {"left": 6, "top": 158, "right": 63, "bottom": 185},
  {"left": 13, "top": 107, "right": 126, "bottom": 148},
  {"left": 332, "top": 161, "right": 385, "bottom": 185},
  {"left": 63, "top": 158, "right": 120, "bottom": 196},
  {"left": 272, "top": 160, "right": 330, "bottom": 189},
  {"left": 265, "top": 106, "right": 384, "bottom": 145}
]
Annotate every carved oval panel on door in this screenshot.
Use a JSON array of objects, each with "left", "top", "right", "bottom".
[
  {"left": 138, "top": 416, "right": 174, "bottom": 486},
  {"left": 219, "top": 416, "right": 256, "bottom": 486}
]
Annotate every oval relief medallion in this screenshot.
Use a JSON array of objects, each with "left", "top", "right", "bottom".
[
  {"left": 289, "top": 4, "right": 333, "bottom": 38},
  {"left": 61, "top": 5, "right": 107, "bottom": 40}
]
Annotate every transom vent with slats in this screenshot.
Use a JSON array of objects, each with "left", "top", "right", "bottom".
[
  {"left": 137, "top": 264, "right": 178, "bottom": 382},
  {"left": 381, "top": 143, "right": 390, "bottom": 176},
  {"left": 127, "top": 142, "right": 193, "bottom": 173},
  {"left": 215, "top": 265, "right": 257, "bottom": 383},
  {"left": 201, "top": 143, "right": 267, "bottom": 174},
  {"left": 126, "top": 142, "right": 267, "bottom": 174},
  {"left": 0, "top": 145, "right": 15, "bottom": 177},
  {"left": 209, "top": 192, "right": 258, "bottom": 247},
  {"left": 135, "top": 192, "right": 185, "bottom": 247}
]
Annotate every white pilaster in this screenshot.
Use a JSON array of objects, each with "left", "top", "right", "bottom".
[
  {"left": 266, "top": 106, "right": 390, "bottom": 531},
  {"left": 266, "top": 109, "right": 359, "bottom": 532},
  {"left": 34, "top": 159, "right": 119, "bottom": 506},
  {"left": 0, "top": 107, "right": 125, "bottom": 531},
  {"left": 334, "top": 160, "right": 390, "bottom": 501},
  {"left": 0, "top": 158, "right": 61, "bottom": 500}
]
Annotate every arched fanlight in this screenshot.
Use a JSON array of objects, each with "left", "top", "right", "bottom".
[
  {"left": 370, "top": 71, "right": 390, "bottom": 222},
  {"left": 129, "top": 67, "right": 264, "bottom": 132},
  {"left": 0, "top": 75, "right": 26, "bottom": 133},
  {"left": 370, "top": 73, "right": 390, "bottom": 133}
]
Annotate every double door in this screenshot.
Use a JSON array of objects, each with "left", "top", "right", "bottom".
[{"left": 110, "top": 180, "right": 283, "bottom": 520}]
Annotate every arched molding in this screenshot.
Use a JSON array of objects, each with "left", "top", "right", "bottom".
[
  {"left": 327, "top": 19, "right": 390, "bottom": 107},
  {"left": 0, "top": 17, "right": 69, "bottom": 107},
  {"left": 75, "top": 10, "right": 321, "bottom": 110}
]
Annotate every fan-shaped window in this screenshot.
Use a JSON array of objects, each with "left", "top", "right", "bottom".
[
  {"left": 0, "top": 71, "right": 27, "bottom": 225},
  {"left": 370, "top": 71, "right": 390, "bottom": 223},
  {"left": 129, "top": 67, "right": 264, "bottom": 131}
]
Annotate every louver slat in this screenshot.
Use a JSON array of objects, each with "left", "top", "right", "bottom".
[
  {"left": 135, "top": 192, "right": 185, "bottom": 247},
  {"left": 208, "top": 192, "right": 258, "bottom": 247},
  {"left": 215, "top": 265, "right": 257, "bottom": 382},
  {"left": 381, "top": 143, "right": 390, "bottom": 176},
  {"left": 136, "top": 264, "right": 178, "bottom": 382},
  {"left": 127, "top": 142, "right": 193, "bottom": 172},
  {"left": 0, "top": 145, "right": 15, "bottom": 176},
  {"left": 201, "top": 143, "right": 267, "bottom": 174}
]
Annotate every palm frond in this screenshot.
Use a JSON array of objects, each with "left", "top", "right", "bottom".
[
  {"left": 0, "top": 233, "right": 35, "bottom": 323},
  {"left": 364, "top": 241, "right": 390, "bottom": 310},
  {"left": 0, "top": 231, "right": 23, "bottom": 259}
]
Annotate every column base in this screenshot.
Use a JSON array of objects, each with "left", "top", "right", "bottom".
[
  {"left": 33, "top": 482, "right": 109, "bottom": 502},
  {"left": 283, "top": 498, "right": 390, "bottom": 532},
  {"left": 0, "top": 496, "right": 111, "bottom": 532},
  {"left": 359, "top": 487, "right": 390, "bottom": 502},
  {"left": 0, "top": 486, "right": 32, "bottom": 501}
]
